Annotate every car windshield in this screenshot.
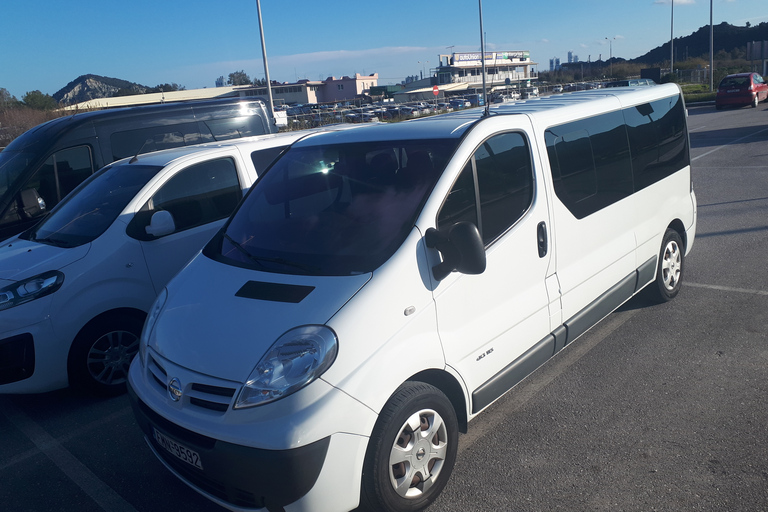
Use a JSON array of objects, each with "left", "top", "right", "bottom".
[
  {"left": 21, "top": 163, "right": 163, "bottom": 247},
  {"left": 212, "top": 139, "right": 457, "bottom": 275},
  {"left": 0, "top": 150, "right": 36, "bottom": 201}
]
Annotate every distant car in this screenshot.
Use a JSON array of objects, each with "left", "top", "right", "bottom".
[
  {"left": 552, "top": 85, "right": 564, "bottom": 93},
  {"left": 0, "top": 131, "right": 323, "bottom": 395},
  {"left": 715, "top": 73, "right": 768, "bottom": 109}
]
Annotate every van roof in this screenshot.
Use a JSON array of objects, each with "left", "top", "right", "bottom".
[
  {"left": 294, "top": 83, "right": 683, "bottom": 147},
  {"left": 110, "top": 126, "right": 355, "bottom": 168},
  {"left": 5, "top": 98, "right": 270, "bottom": 152}
]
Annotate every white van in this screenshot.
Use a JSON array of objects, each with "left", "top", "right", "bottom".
[
  {"left": 0, "top": 130, "right": 325, "bottom": 395},
  {"left": 128, "top": 84, "right": 697, "bottom": 512}
]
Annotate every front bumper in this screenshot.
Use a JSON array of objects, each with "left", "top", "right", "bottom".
[
  {"left": 128, "top": 352, "right": 376, "bottom": 512},
  {"left": 129, "top": 384, "right": 329, "bottom": 510}
]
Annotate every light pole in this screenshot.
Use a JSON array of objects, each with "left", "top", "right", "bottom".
[
  {"left": 605, "top": 37, "right": 615, "bottom": 78},
  {"left": 418, "top": 61, "right": 429, "bottom": 80},
  {"left": 255, "top": 0, "right": 274, "bottom": 119},
  {"left": 670, "top": 0, "right": 675, "bottom": 77}
]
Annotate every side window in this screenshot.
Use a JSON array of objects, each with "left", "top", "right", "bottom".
[
  {"left": 205, "top": 116, "right": 267, "bottom": 141},
  {"left": 438, "top": 132, "right": 534, "bottom": 246},
  {"left": 110, "top": 122, "right": 202, "bottom": 161},
  {"left": 250, "top": 146, "right": 287, "bottom": 173},
  {"left": 546, "top": 110, "right": 632, "bottom": 219},
  {"left": 26, "top": 145, "right": 94, "bottom": 209},
  {"left": 625, "top": 95, "right": 689, "bottom": 191},
  {"left": 143, "top": 157, "right": 241, "bottom": 235}
]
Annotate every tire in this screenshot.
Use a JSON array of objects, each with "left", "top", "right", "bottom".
[
  {"left": 645, "top": 228, "right": 684, "bottom": 303},
  {"left": 68, "top": 312, "right": 144, "bottom": 395},
  {"left": 361, "top": 382, "right": 458, "bottom": 512},
  {"left": 752, "top": 95, "right": 759, "bottom": 108}
]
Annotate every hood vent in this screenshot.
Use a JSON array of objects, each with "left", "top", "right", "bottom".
[{"left": 235, "top": 281, "right": 315, "bottom": 303}]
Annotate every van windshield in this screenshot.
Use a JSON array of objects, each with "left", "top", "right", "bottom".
[
  {"left": 20, "top": 163, "right": 162, "bottom": 248},
  {"left": 212, "top": 139, "right": 456, "bottom": 275}
]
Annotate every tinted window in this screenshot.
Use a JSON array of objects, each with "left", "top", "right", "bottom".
[
  {"left": 250, "top": 146, "right": 287, "bottom": 173},
  {"left": 137, "top": 157, "right": 241, "bottom": 236},
  {"left": 625, "top": 95, "right": 689, "bottom": 190},
  {"left": 439, "top": 132, "right": 533, "bottom": 245},
  {"left": 546, "top": 110, "right": 632, "bottom": 219},
  {"left": 205, "top": 116, "right": 267, "bottom": 141},
  {"left": 21, "top": 145, "right": 95, "bottom": 211},
  {"left": 110, "top": 122, "right": 202, "bottom": 161}
]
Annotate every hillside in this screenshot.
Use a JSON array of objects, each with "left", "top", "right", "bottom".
[
  {"left": 633, "top": 21, "right": 768, "bottom": 64},
  {"left": 53, "top": 74, "right": 149, "bottom": 105}
]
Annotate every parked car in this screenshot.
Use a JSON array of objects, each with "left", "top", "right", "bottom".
[
  {"left": 715, "top": 72, "right": 768, "bottom": 109},
  {"left": 128, "top": 84, "right": 696, "bottom": 512},
  {"left": 0, "top": 130, "right": 328, "bottom": 395},
  {"left": 0, "top": 98, "right": 277, "bottom": 242}
]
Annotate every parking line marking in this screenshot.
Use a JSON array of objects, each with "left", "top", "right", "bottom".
[
  {"left": 691, "top": 126, "right": 768, "bottom": 162},
  {"left": 686, "top": 282, "right": 768, "bottom": 296},
  {"left": 1, "top": 398, "right": 138, "bottom": 512}
]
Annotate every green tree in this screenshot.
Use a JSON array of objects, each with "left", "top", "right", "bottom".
[
  {"left": 0, "top": 88, "right": 19, "bottom": 108},
  {"left": 228, "top": 70, "right": 252, "bottom": 86},
  {"left": 22, "top": 90, "right": 58, "bottom": 110}
]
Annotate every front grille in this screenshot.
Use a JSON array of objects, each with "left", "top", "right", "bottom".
[{"left": 146, "top": 353, "right": 238, "bottom": 413}]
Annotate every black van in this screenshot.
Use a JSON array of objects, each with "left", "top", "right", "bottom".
[{"left": 0, "top": 98, "right": 277, "bottom": 241}]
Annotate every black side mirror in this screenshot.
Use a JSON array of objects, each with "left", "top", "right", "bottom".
[{"left": 425, "top": 221, "right": 486, "bottom": 281}]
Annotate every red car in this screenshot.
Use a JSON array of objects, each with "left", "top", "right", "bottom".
[{"left": 715, "top": 72, "right": 768, "bottom": 109}]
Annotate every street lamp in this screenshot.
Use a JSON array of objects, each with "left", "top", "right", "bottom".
[
  {"left": 418, "top": 61, "right": 429, "bottom": 80},
  {"left": 605, "top": 37, "right": 615, "bottom": 78}
]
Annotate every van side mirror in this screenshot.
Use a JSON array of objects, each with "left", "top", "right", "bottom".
[
  {"left": 425, "top": 222, "right": 486, "bottom": 281},
  {"left": 145, "top": 210, "right": 175, "bottom": 238}
]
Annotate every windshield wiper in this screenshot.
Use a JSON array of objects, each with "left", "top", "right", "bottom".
[
  {"left": 223, "top": 233, "right": 320, "bottom": 273},
  {"left": 35, "top": 236, "right": 72, "bottom": 248}
]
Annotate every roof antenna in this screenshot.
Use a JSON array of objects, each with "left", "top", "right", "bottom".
[
  {"left": 129, "top": 138, "right": 153, "bottom": 164},
  {"left": 478, "top": 0, "right": 490, "bottom": 117}
]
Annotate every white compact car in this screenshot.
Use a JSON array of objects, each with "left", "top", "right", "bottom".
[
  {"left": 0, "top": 130, "right": 323, "bottom": 395},
  {"left": 129, "top": 84, "right": 697, "bottom": 512}
]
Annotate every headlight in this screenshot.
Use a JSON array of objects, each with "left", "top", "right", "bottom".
[
  {"left": 0, "top": 271, "right": 64, "bottom": 312},
  {"left": 139, "top": 287, "right": 167, "bottom": 366},
  {"left": 235, "top": 325, "right": 338, "bottom": 409}
]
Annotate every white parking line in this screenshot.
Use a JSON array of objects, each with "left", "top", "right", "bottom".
[
  {"left": 1, "top": 398, "right": 138, "bottom": 512},
  {"left": 691, "top": 126, "right": 768, "bottom": 162},
  {"left": 686, "top": 282, "right": 768, "bottom": 296}
]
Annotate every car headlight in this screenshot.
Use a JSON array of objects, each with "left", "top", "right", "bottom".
[
  {"left": 235, "top": 325, "right": 338, "bottom": 409},
  {"left": 0, "top": 270, "right": 64, "bottom": 312},
  {"left": 139, "top": 287, "right": 167, "bottom": 366}
]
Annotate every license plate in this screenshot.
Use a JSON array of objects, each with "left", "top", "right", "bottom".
[
  {"left": 727, "top": 89, "right": 740, "bottom": 93},
  {"left": 153, "top": 428, "right": 203, "bottom": 470}
]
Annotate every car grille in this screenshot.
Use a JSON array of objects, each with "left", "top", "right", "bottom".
[{"left": 146, "top": 354, "right": 238, "bottom": 413}]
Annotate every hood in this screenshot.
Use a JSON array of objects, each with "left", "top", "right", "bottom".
[
  {"left": 149, "top": 253, "right": 371, "bottom": 382},
  {"left": 0, "top": 237, "right": 90, "bottom": 281}
]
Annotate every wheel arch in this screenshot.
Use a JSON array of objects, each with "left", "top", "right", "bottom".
[
  {"left": 668, "top": 218, "right": 687, "bottom": 251},
  {"left": 408, "top": 369, "right": 469, "bottom": 433},
  {"left": 66, "top": 307, "right": 147, "bottom": 372}
]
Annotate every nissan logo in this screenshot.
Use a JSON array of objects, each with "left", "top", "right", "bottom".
[{"left": 168, "top": 378, "right": 183, "bottom": 402}]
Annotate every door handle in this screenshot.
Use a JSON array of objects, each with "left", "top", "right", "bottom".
[{"left": 537, "top": 221, "right": 548, "bottom": 258}]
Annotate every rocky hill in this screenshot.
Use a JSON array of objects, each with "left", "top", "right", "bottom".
[{"left": 53, "top": 75, "right": 149, "bottom": 105}]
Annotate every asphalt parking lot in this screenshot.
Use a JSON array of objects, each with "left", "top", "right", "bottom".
[{"left": 1, "top": 100, "right": 767, "bottom": 512}]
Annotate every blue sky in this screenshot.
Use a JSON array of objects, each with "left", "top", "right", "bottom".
[{"left": 1, "top": 0, "right": 765, "bottom": 99}]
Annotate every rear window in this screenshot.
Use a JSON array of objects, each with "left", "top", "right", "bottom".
[{"left": 719, "top": 76, "right": 750, "bottom": 89}]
